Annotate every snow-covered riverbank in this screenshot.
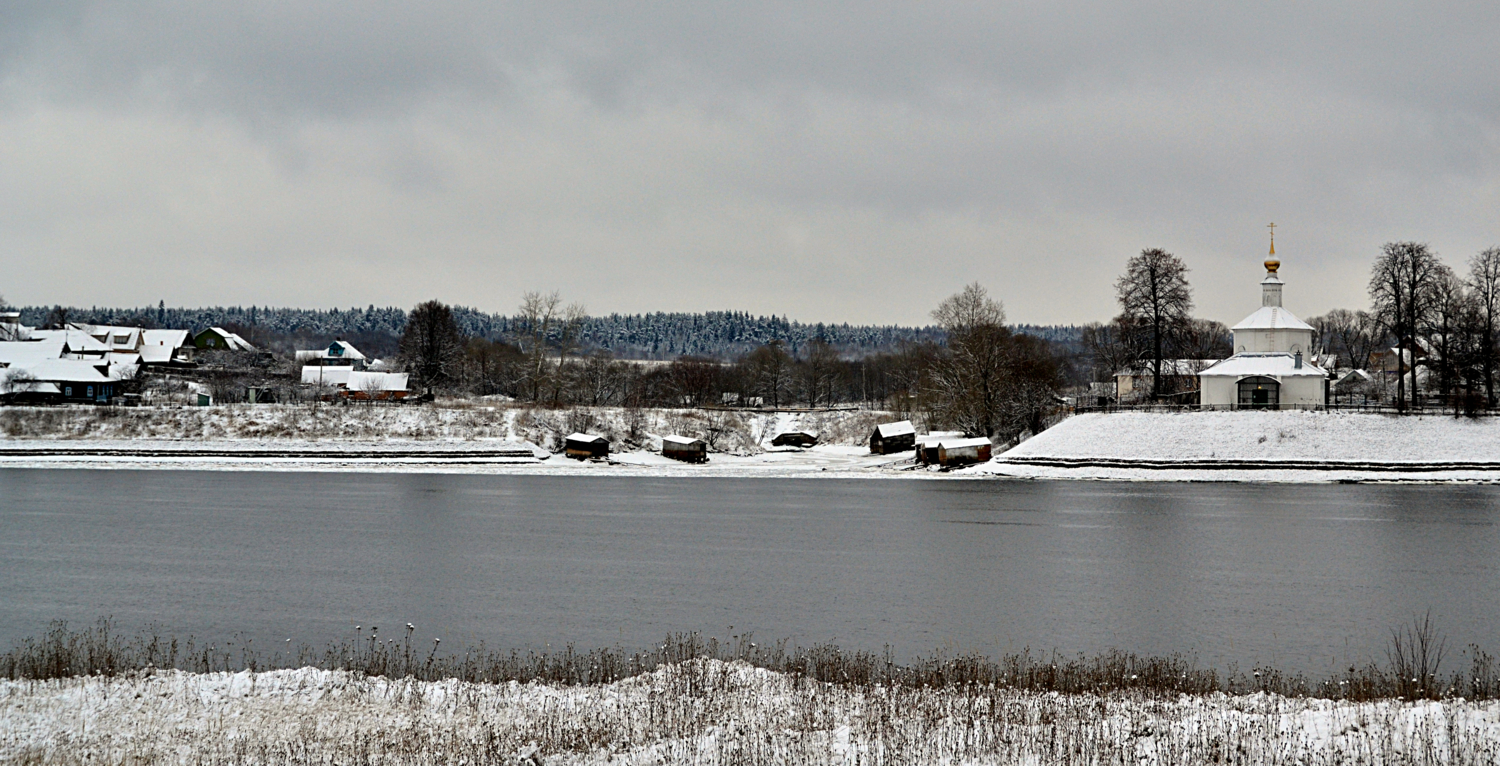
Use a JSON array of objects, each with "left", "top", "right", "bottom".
[
  {"left": 5, "top": 660, "right": 1497, "bottom": 765},
  {"left": 0, "top": 404, "right": 946, "bottom": 478},
  {"left": 981, "top": 410, "right": 1500, "bottom": 483}
]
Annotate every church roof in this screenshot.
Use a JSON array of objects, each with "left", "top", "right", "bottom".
[
  {"left": 1231, "top": 306, "right": 1314, "bottom": 332},
  {"left": 1199, "top": 353, "right": 1328, "bottom": 378}
]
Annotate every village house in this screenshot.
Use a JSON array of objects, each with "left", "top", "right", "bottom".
[
  {"left": 296, "top": 340, "right": 369, "bottom": 369},
  {"left": 193, "top": 327, "right": 257, "bottom": 352}
]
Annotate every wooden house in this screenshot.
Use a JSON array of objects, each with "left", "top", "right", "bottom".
[
  {"left": 771, "top": 430, "right": 818, "bottom": 448},
  {"left": 869, "top": 420, "right": 916, "bottom": 455},
  {"left": 936, "top": 437, "right": 993, "bottom": 468},
  {"left": 661, "top": 435, "right": 709, "bottom": 463},
  {"left": 564, "top": 433, "right": 610, "bottom": 460}
]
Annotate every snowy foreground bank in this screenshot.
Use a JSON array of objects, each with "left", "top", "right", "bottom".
[
  {"left": 5, "top": 660, "right": 1498, "bottom": 765},
  {"left": 984, "top": 411, "right": 1500, "bottom": 483}
]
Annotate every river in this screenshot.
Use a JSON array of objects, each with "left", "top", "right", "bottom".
[{"left": 2, "top": 468, "right": 1497, "bottom": 674}]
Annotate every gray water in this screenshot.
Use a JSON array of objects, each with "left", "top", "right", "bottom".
[{"left": 2, "top": 468, "right": 1498, "bottom": 674}]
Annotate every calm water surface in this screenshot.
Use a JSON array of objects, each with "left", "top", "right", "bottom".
[{"left": 2, "top": 468, "right": 1497, "bottom": 674}]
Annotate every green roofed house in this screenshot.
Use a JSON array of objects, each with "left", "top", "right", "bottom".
[{"left": 193, "top": 327, "right": 257, "bottom": 352}]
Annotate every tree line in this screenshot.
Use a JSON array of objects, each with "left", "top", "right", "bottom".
[{"left": 401, "top": 285, "right": 1063, "bottom": 444}]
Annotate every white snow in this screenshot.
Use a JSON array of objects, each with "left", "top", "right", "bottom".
[
  {"left": 3, "top": 662, "right": 1496, "bottom": 764},
  {"left": 978, "top": 411, "right": 1500, "bottom": 483}
]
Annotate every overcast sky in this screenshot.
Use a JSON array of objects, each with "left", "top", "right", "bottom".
[{"left": 2, "top": 2, "right": 1496, "bottom": 326}]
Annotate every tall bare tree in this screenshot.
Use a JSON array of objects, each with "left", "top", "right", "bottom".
[
  {"left": 399, "top": 300, "right": 466, "bottom": 394},
  {"left": 518, "top": 290, "right": 586, "bottom": 402},
  {"left": 1369, "top": 242, "right": 1443, "bottom": 412},
  {"left": 1115, "top": 248, "right": 1193, "bottom": 400},
  {"left": 925, "top": 283, "right": 1058, "bottom": 441},
  {"left": 1468, "top": 247, "right": 1500, "bottom": 406},
  {"left": 744, "top": 341, "right": 794, "bottom": 407}
]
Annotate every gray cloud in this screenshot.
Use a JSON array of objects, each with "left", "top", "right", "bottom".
[{"left": 1, "top": 1, "right": 1497, "bottom": 326}]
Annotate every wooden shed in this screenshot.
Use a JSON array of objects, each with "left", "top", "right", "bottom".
[
  {"left": 564, "top": 433, "right": 609, "bottom": 460},
  {"left": 661, "top": 434, "right": 709, "bottom": 463},
  {"left": 915, "top": 431, "right": 965, "bottom": 465},
  {"left": 869, "top": 420, "right": 917, "bottom": 455},
  {"left": 936, "top": 437, "right": 993, "bottom": 468},
  {"left": 771, "top": 430, "right": 818, "bottom": 448}
]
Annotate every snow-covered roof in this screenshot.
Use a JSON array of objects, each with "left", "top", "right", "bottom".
[
  {"left": 31, "top": 329, "right": 110, "bottom": 353},
  {"left": 916, "top": 431, "right": 964, "bottom": 445},
  {"left": 566, "top": 433, "right": 607, "bottom": 443},
  {"left": 938, "top": 437, "right": 992, "bottom": 450},
  {"left": 301, "top": 365, "right": 354, "bottom": 386},
  {"left": 296, "top": 340, "right": 368, "bottom": 363},
  {"left": 1198, "top": 353, "right": 1328, "bottom": 378},
  {"left": 875, "top": 420, "right": 916, "bottom": 438},
  {"left": 21, "top": 358, "right": 112, "bottom": 383},
  {"left": 203, "top": 327, "right": 256, "bottom": 352},
  {"left": 143, "top": 329, "right": 190, "bottom": 349},
  {"left": 662, "top": 434, "right": 705, "bottom": 446},
  {"left": 139, "top": 345, "right": 175, "bottom": 364},
  {"left": 774, "top": 429, "right": 819, "bottom": 439},
  {"left": 0, "top": 338, "right": 67, "bottom": 365},
  {"left": 1231, "top": 306, "right": 1314, "bottom": 332},
  {"left": 1336, "top": 369, "right": 1372, "bottom": 385},
  {"left": 347, "top": 371, "right": 408, "bottom": 392}
]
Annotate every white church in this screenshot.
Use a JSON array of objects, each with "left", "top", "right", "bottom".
[{"left": 1198, "top": 240, "right": 1329, "bottom": 409}]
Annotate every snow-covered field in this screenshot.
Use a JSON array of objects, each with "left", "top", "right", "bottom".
[
  {"left": 980, "top": 411, "right": 1500, "bottom": 483},
  {"left": 4, "top": 660, "right": 1497, "bottom": 765}
]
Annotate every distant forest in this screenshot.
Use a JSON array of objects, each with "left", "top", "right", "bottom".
[{"left": 13, "top": 303, "right": 1085, "bottom": 360}]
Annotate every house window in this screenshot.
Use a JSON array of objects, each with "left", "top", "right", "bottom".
[
  {"left": 86, "top": 385, "right": 94, "bottom": 398},
  {"left": 65, "top": 386, "right": 72, "bottom": 397},
  {"left": 1237, "top": 376, "right": 1279, "bottom": 409}
]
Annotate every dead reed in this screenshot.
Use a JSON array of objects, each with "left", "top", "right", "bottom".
[{"left": 4, "top": 617, "right": 1495, "bottom": 703}]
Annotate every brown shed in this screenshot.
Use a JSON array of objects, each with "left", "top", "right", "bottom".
[
  {"left": 771, "top": 430, "right": 818, "bottom": 448},
  {"left": 869, "top": 420, "right": 917, "bottom": 455},
  {"left": 936, "top": 437, "right": 993, "bottom": 468},
  {"left": 564, "top": 433, "right": 610, "bottom": 460},
  {"left": 661, "top": 435, "right": 709, "bottom": 463}
]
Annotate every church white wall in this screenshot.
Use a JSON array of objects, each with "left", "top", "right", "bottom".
[
  {"left": 1280, "top": 376, "right": 1325, "bottom": 407},
  {"left": 1233, "top": 328, "right": 1313, "bottom": 354},
  {"left": 1201, "top": 376, "right": 1236, "bottom": 407}
]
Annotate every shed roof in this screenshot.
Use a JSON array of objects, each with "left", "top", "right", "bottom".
[
  {"left": 1198, "top": 353, "right": 1328, "bottom": 378},
  {"left": 874, "top": 420, "right": 916, "bottom": 438},
  {"left": 938, "top": 437, "right": 993, "bottom": 450},
  {"left": 566, "top": 433, "right": 607, "bottom": 444},
  {"left": 0, "top": 338, "right": 67, "bottom": 365},
  {"left": 662, "top": 434, "right": 705, "bottom": 446}
]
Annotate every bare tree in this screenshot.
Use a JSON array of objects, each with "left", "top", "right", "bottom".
[
  {"left": 744, "top": 341, "right": 794, "bottom": 408},
  {"left": 1468, "top": 247, "right": 1500, "bottom": 406},
  {"left": 1369, "top": 242, "right": 1444, "bottom": 412},
  {"left": 518, "top": 291, "right": 587, "bottom": 403},
  {"left": 1080, "top": 321, "right": 1136, "bottom": 385},
  {"left": 1115, "top": 249, "right": 1193, "bottom": 401},
  {"left": 399, "top": 300, "right": 465, "bottom": 394},
  {"left": 925, "top": 283, "right": 1058, "bottom": 441},
  {"left": 800, "top": 339, "right": 840, "bottom": 407},
  {"left": 1309, "top": 308, "right": 1382, "bottom": 372}
]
